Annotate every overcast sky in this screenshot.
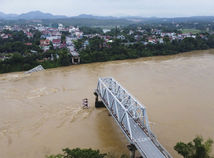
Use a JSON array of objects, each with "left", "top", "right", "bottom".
[{"left": 0, "top": 0, "right": 214, "bottom": 17}]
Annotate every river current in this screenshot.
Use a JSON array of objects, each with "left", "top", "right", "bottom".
[{"left": 0, "top": 49, "right": 214, "bottom": 158}]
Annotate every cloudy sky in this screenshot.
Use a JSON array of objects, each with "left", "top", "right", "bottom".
[{"left": 0, "top": 0, "right": 214, "bottom": 17}]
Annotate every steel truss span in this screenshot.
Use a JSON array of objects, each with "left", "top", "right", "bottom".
[{"left": 95, "top": 77, "right": 172, "bottom": 158}]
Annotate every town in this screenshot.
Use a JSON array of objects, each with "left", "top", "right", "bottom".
[{"left": 0, "top": 21, "right": 214, "bottom": 73}]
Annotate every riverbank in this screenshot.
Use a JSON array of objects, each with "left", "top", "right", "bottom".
[
  {"left": 1, "top": 33, "right": 214, "bottom": 74},
  {"left": 0, "top": 48, "right": 214, "bottom": 74}
]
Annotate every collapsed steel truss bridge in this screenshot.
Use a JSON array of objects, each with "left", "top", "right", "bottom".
[{"left": 94, "top": 77, "right": 172, "bottom": 158}]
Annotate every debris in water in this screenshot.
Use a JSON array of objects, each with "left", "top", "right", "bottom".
[
  {"left": 82, "top": 98, "right": 89, "bottom": 109},
  {"left": 24, "top": 65, "right": 44, "bottom": 74}
]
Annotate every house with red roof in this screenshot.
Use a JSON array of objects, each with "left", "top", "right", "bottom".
[
  {"left": 40, "top": 39, "right": 50, "bottom": 47},
  {"left": 52, "top": 39, "right": 61, "bottom": 48},
  {"left": 26, "top": 32, "right": 33, "bottom": 38},
  {"left": 40, "top": 39, "right": 50, "bottom": 52}
]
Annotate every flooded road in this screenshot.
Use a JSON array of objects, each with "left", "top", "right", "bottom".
[{"left": 0, "top": 49, "right": 214, "bottom": 158}]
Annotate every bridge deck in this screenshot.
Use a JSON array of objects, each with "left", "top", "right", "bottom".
[{"left": 95, "top": 77, "right": 172, "bottom": 158}]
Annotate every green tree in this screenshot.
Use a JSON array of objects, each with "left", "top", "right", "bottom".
[
  {"left": 79, "top": 27, "right": 103, "bottom": 35},
  {"left": 58, "top": 49, "right": 71, "bottom": 66},
  {"left": 47, "top": 148, "right": 106, "bottom": 158},
  {"left": 61, "top": 34, "right": 66, "bottom": 44},
  {"left": 47, "top": 148, "right": 128, "bottom": 158},
  {"left": 174, "top": 136, "right": 214, "bottom": 158}
]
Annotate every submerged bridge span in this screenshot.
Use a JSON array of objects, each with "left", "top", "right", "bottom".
[{"left": 94, "top": 77, "right": 172, "bottom": 158}]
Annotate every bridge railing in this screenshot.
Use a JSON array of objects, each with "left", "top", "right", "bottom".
[{"left": 97, "top": 78, "right": 151, "bottom": 137}]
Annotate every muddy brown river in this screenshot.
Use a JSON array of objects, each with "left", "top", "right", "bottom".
[{"left": 0, "top": 49, "right": 214, "bottom": 158}]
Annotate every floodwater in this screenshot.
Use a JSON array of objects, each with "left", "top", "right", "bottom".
[{"left": 0, "top": 49, "right": 214, "bottom": 158}]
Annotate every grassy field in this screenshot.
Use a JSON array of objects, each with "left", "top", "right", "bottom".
[{"left": 182, "top": 29, "right": 201, "bottom": 34}]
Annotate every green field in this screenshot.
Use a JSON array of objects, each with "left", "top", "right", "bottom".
[{"left": 182, "top": 29, "right": 201, "bottom": 34}]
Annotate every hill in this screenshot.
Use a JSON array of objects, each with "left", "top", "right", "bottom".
[{"left": 0, "top": 11, "right": 67, "bottom": 20}]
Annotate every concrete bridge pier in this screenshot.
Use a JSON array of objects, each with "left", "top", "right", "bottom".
[
  {"left": 71, "top": 56, "right": 80, "bottom": 64},
  {"left": 127, "top": 144, "right": 137, "bottom": 158},
  {"left": 94, "top": 92, "right": 105, "bottom": 108}
]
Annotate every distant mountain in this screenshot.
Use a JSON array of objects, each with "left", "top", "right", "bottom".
[
  {"left": 0, "top": 12, "right": 5, "bottom": 17},
  {"left": 0, "top": 11, "right": 214, "bottom": 24},
  {"left": 0, "top": 11, "right": 18, "bottom": 19},
  {"left": 74, "top": 14, "right": 117, "bottom": 20},
  {"left": 0, "top": 11, "right": 67, "bottom": 20},
  {"left": 71, "top": 14, "right": 214, "bottom": 23},
  {"left": 18, "top": 11, "right": 67, "bottom": 19}
]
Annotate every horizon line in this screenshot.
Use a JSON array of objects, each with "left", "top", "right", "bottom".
[{"left": 1, "top": 10, "right": 214, "bottom": 19}]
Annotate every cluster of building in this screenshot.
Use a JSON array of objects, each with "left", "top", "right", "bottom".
[
  {"left": 37, "top": 24, "right": 83, "bottom": 52},
  {"left": 0, "top": 23, "right": 83, "bottom": 49},
  {"left": 72, "top": 27, "right": 211, "bottom": 49},
  {"left": 0, "top": 23, "right": 213, "bottom": 58},
  {"left": 0, "top": 33, "right": 12, "bottom": 39},
  {"left": 37, "top": 24, "right": 82, "bottom": 63},
  {"left": 0, "top": 25, "right": 34, "bottom": 39},
  {"left": 0, "top": 23, "right": 84, "bottom": 63},
  {"left": 127, "top": 28, "right": 199, "bottom": 45},
  {"left": 0, "top": 24, "right": 84, "bottom": 63}
]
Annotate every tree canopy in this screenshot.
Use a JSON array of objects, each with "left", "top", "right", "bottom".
[
  {"left": 47, "top": 148, "right": 107, "bottom": 158},
  {"left": 174, "top": 136, "right": 214, "bottom": 158},
  {"left": 47, "top": 148, "right": 129, "bottom": 158}
]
